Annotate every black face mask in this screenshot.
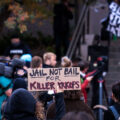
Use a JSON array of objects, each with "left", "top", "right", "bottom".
[{"left": 12, "top": 42, "right": 21, "bottom": 47}]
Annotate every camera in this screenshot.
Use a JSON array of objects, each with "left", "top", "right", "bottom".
[{"left": 88, "top": 56, "right": 108, "bottom": 78}]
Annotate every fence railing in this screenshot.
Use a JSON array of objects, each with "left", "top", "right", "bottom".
[{"left": 66, "top": 2, "right": 89, "bottom": 59}]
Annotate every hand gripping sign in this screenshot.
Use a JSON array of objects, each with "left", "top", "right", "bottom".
[{"left": 27, "top": 67, "right": 81, "bottom": 92}]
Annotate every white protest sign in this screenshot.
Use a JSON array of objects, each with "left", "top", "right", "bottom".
[
  {"left": 107, "top": 2, "right": 120, "bottom": 36},
  {"left": 27, "top": 67, "right": 81, "bottom": 91}
]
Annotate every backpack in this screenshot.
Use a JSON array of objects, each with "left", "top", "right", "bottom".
[{"left": 109, "top": 106, "right": 120, "bottom": 120}]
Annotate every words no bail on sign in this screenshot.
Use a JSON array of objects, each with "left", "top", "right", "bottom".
[
  {"left": 29, "top": 67, "right": 79, "bottom": 78},
  {"left": 27, "top": 67, "right": 81, "bottom": 91}
]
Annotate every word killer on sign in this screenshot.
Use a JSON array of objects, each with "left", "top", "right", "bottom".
[
  {"left": 107, "top": 2, "right": 120, "bottom": 36},
  {"left": 27, "top": 67, "right": 81, "bottom": 92},
  {"left": 30, "top": 81, "right": 80, "bottom": 91}
]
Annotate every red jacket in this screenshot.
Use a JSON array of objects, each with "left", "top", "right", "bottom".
[
  {"left": 81, "top": 70, "right": 96, "bottom": 103},
  {"left": 81, "top": 79, "right": 89, "bottom": 103}
]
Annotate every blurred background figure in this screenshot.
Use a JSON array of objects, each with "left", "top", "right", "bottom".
[
  {"left": 53, "top": 0, "right": 73, "bottom": 60},
  {"left": 4, "top": 34, "right": 31, "bottom": 59}
]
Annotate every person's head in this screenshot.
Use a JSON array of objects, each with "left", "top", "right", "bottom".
[
  {"left": 78, "top": 61, "right": 89, "bottom": 73},
  {"left": 43, "top": 52, "right": 57, "bottom": 67},
  {"left": 9, "top": 88, "right": 45, "bottom": 120},
  {"left": 12, "top": 78, "right": 27, "bottom": 92},
  {"left": 112, "top": 82, "right": 120, "bottom": 102},
  {"left": 62, "top": 112, "right": 94, "bottom": 120},
  {"left": 21, "top": 54, "right": 32, "bottom": 68},
  {"left": 61, "top": 56, "right": 72, "bottom": 67},
  {"left": 31, "top": 56, "right": 42, "bottom": 68},
  {"left": 11, "top": 34, "right": 21, "bottom": 47}
]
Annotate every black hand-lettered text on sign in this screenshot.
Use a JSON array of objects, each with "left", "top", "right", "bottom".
[
  {"left": 27, "top": 67, "right": 81, "bottom": 91},
  {"left": 107, "top": 2, "right": 120, "bottom": 36}
]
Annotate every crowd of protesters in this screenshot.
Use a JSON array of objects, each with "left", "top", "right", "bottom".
[
  {"left": 0, "top": 0, "right": 120, "bottom": 119},
  {"left": 0, "top": 33, "right": 119, "bottom": 120}
]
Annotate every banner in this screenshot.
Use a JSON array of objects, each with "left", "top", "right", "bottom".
[
  {"left": 107, "top": 2, "right": 120, "bottom": 36},
  {"left": 27, "top": 67, "right": 81, "bottom": 91}
]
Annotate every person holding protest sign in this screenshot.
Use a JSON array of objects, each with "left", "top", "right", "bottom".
[
  {"left": 42, "top": 52, "right": 57, "bottom": 106},
  {"left": 31, "top": 56, "right": 42, "bottom": 69},
  {"left": 31, "top": 56, "right": 53, "bottom": 104},
  {"left": 30, "top": 56, "right": 47, "bottom": 101},
  {"left": 43, "top": 52, "right": 57, "bottom": 68},
  {"left": 30, "top": 55, "right": 66, "bottom": 120},
  {"left": 43, "top": 53, "right": 66, "bottom": 120}
]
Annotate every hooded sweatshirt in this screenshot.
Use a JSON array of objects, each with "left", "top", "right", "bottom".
[
  {"left": 8, "top": 88, "right": 37, "bottom": 120},
  {"left": 3, "top": 78, "right": 27, "bottom": 119},
  {"left": 12, "top": 78, "right": 27, "bottom": 91}
]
